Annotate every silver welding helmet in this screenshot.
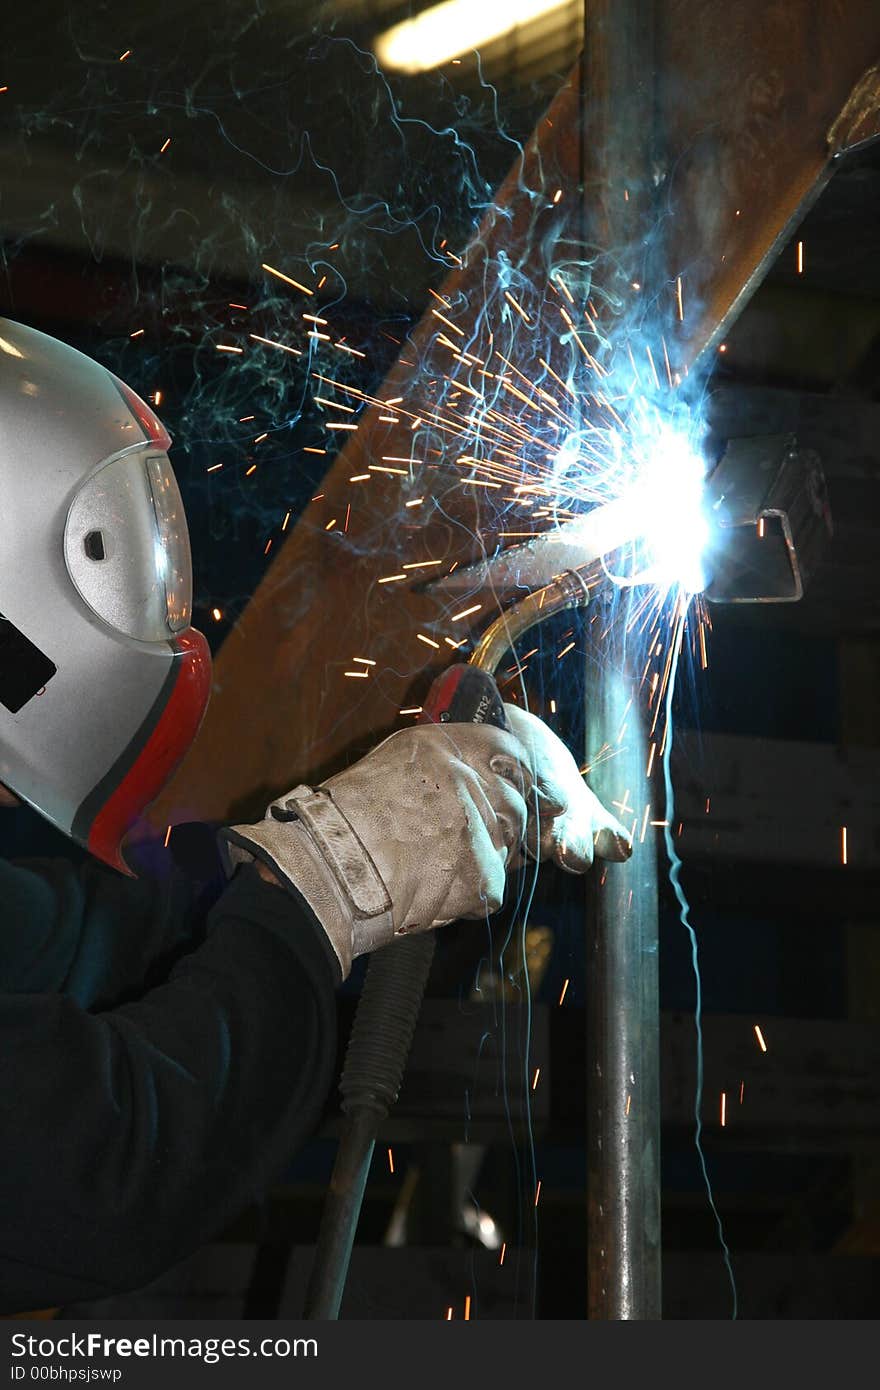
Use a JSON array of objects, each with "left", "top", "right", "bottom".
[{"left": 0, "top": 318, "right": 212, "bottom": 873}]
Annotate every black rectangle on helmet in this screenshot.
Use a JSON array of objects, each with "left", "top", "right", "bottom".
[{"left": 0, "top": 614, "right": 57, "bottom": 713}]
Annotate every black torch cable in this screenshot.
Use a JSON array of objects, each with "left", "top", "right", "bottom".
[{"left": 304, "top": 932, "right": 436, "bottom": 1320}]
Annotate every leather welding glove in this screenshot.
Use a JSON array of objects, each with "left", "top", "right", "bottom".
[
  {"left": 503, "top": 702, "right": 633, "bottom": 872},
  {"left": 220, "top": 717, "right": 630, "bottom": 980}
]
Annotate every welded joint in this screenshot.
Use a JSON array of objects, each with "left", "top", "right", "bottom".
[{"left": 828, "top": 60, "right": 880, "bottom": 158}]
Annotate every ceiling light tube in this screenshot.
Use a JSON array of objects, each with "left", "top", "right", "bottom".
[{"left": 375, "top": 0, "right": 574, "bottom": 75}]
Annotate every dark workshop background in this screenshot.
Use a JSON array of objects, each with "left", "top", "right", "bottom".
[{"left": 2, "top": 0, "right": 880, "bottom": 1319}]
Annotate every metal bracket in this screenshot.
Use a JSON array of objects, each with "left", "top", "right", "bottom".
[{"left": 704, "top": 435, "right": 833, "bottom": 603}]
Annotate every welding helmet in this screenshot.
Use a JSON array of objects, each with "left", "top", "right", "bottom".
[{"left": 0, "top": 318, "right": 211, "bottom": 873}]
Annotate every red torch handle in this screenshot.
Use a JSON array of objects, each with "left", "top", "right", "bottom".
[{"left": 419, "top": 663, "right": 510, "bottom": 730}]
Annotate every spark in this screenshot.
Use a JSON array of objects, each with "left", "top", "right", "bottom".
[
  {"left": 388, "top": 1148, "right": 394, "bottom": 1174},
  {"left": 534, "top": 1181, "right": 542, "bottom": 1208},
  {"left": 551, "top": 273, "right": 574, "bottom": 304},
  {"left": 450, "top": 604, "right": 482, "bottom": 622},
  {"left": 503, "top": 291, "right": 532, "bottom": 325},
  {"left": 249, "top": 333, "right": 302, "bottom": 356},
  {"left": 163, "top": 824, "right": 172, "bottom": 848},
  {"left": 378, "top": 573, "right": 407, "bottom": 584},
  {"left": 841, "top": 825, "right": 848, "bottom": 865},
  {"left": 417, "top": 633, "right": 441, "bottom": 649},
  {"left": 211, "top": 607, "right": 222, "bottom": 621},
  {"left": 216, "top": 344, "right": 243, "bottom": 354},
  {"left": 445, "top": 1308, "right": 453, "bottom": 1321},
  {"left": 557, "top": 641, "right": 575, "bottom": 659},
  {"left": 464, "top": 1296, "right": 471, "bottom": 1321},
  {"left": 432, "top": 309, "right": 465, "bottom": 337},
  {"left": 797, "top": 240, "right": 804, "bottom": 274},
  {"left": 499, "top": 1243, "right": 507, "bottom": 1266},
  {"left": 159, "top": 137, "right": 171, "bottom": 154},
  {"left": 754, "top": 1024, "right": 768, "bottom": 1053},
  {"left": 261, "top": 262, "right": 313, "bottom": 295},
  {"left": 532, "top": 1067, "right": 541, "bottom": 1091},
  {"left": 399, "top": 706, "right": 423, "bottom": 715},
  {"left": 720, "top": 1092, "right": 727, "bottom": 1127},
  {"left": 118, "top": 50, "right": 132, "bottom": 62}
]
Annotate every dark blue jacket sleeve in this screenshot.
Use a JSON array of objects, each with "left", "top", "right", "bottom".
[
  {"left": 1, "top": 857, "right": 198, "bottom": 1007},
  {"left": 0, "top": 853, "right": 340, "bottom": 1313}
]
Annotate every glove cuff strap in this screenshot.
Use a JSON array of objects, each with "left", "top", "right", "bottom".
[{"left": 272, "top": 785, "right": 392, "bottom": 922}]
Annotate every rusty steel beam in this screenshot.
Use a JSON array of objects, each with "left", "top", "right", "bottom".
[{"left": 659, "top": 6, "right": 880, "bottom": 372}]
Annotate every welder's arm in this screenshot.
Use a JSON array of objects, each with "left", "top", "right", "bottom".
[
  {"left": 0, "top": 865, "right": 339, "bottom": 1312},
  {"left": 0, "top": 826, "right": 224, "bottom": 1006},
  {"left": 221, "top": 715, "right": 632, "bottom": 980}
]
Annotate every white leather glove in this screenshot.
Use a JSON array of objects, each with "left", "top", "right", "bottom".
[
  {"left": 221, "top": 715, "right": 630, "bottom": 979},
  {"left": 502, "top": 702, "right": 633, "bottom": 871}
]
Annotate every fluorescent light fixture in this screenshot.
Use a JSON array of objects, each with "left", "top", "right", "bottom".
[{"left": 374, "top": 0, "right": 573, "bottom": 75}]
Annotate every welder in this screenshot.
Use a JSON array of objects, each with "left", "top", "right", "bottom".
[{"left": 0, "top": 319, "right": 631, "bottom": 1313}]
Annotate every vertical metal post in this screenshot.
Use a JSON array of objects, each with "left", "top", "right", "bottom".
[
  {"left": 580, "top": 0, "right": 662, "bottom": 1319},
  {"left": 585, "top": 619, "right": 661, "bottom": 1319}
]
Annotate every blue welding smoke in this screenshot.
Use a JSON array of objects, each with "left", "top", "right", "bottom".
[{"left": 663, "top": 632, "right": 738, "bottom": 1320}]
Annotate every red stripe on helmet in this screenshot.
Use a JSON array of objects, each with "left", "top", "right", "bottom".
[
  {"left": 109, "top": 373, "right": 173, "bottom": 451},
  {"left": 87, "top": 628, "right": 212, "bottom": 874}
]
